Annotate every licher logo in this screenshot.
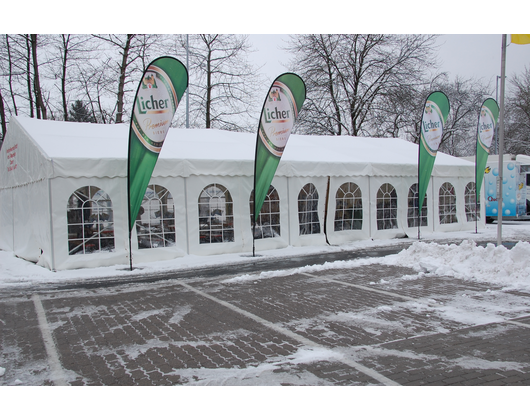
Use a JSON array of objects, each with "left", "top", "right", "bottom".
[
  {"left": 142, "top": 74, "right": 157, "bottom": 89},
  {"left": 133, "top": 64, "right": 178, "bottom": 153},
  {"left": 260, "top": 80, "right": 298, "bottom": 157},
  {"left": 421, "top": 100, "right": 443, "bottom": 155},
  {"left": 479, "top": 106, "right": 495, "bottom": 149}
]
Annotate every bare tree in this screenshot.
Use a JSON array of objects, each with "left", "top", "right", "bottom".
[
  {"left": 0, "top": 34, "right": 52, "bottom": 120},
  {"left": 92, "top": 34, "right": 163, "bottom": 123},
  {"left": 184, "top": 34, "right": 262, "bottom": 131},
  {"left": 436, "top": 76, "right": 492, "bottom": 156},
  {"left": 375, "top": 73, "right": 491, "bottom": 156},
  {"left": 285, "top": 34, "right": 344, "bottom": 135},
  {"left": 287, "top": 34, "right": 439, "bottom": 137},
  {"left": 505, "top": 67, "right": 530, "bottom": 155},
  {"left": 44, "top": 34, "right": 94, "bottom": 121},
  {"left": 3, "top": 35, "right": 19, "bottom": 116},
  {"left": 29, "top": 34, "right": 47, "bottom": 119}
]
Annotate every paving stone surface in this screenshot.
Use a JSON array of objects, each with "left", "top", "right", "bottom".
[{"left": 1, "top": 260, "right": 530, "bottom": 386}]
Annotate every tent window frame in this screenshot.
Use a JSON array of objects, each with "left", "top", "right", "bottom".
[
  {"left": 407, "top": 183, "right": 428, "bottom": 227},
  {"left": 376, "top": 183, "right": 398, "bottom": 230},
  {"left": 250, "top": 185, "right": 281, "bottom": 239},
  {"left": 198, "top": 183, "right": 234, "bottom": 244},
  {"left": 465, "top": 182, "right": 479, "bottom": 222},
  {"left": 298, "top": 183, "right": 320, "bottom": 235},
  {"left": 439, "top": 182, "right": 458, "bottom": 224},
  {"left": 334, "top": 182, "right": 363, "bottom": 231},
  {"left": 67, "top": 186, "right": 115, "bottom": 255},
  {"left": 135, "top": 184, "right": 176, "bottom": 249}
]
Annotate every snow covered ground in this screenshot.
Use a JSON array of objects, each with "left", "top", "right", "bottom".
[
  {"left": 1, "top": 221, "right": 530, "bottom": 290},
  {"left": 0, "top": 222, "right": 530, "bottom": 385}
]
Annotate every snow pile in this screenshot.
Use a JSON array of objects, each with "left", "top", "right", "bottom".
[
  {"left": 221, "top": 239, "right": 530, "bottom": 292},
  {"left": 383, "top": 240, "right": 530, "bottom": 289}
]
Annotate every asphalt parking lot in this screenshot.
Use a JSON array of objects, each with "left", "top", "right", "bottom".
[{"left": 2, "top": 244, "right": 530, "bottom": 386}]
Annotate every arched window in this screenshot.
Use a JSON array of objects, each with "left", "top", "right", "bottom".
[
  {"left": 67, "top": 186, "right": 114, "bottom": 255},
  {"left": 250, "top": 185, "right": 280, "bottom": 239},
  {"left": 334, "top": 182, "right": 362, "bottom": 231},
  {"left": 407, "top": 183, "right": 428, "bottom": 227},
  {"left": 198, "top": 184, "right": 234, "bottom": 244},
  {"left": 439, "top": 182, "right": 458, "bottom": 224},
  {"left": 136, "top": 184, "right": 175, "bottom": 248},
  {"left": 465, "top": 182, "right": 479, "bottom": 221},
  {"left": 376, "top": 183, "right": 398, "bottom": 230},
  {"left": 298, "top": 183, "right": 320, "bottom": 235}
]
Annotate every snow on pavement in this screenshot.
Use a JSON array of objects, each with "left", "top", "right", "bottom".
[{"left": 1, "top": 222, "right": 530, "bottom": 291}]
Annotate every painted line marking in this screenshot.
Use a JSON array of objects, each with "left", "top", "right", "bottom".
[
  {"left": 176, "top": 280, "right": 400, "bottom": 386},
  {"left": 506, "top": 320, "right": 530, "bottom": 329},
  {"left": 301, "top": 272, "right": 418, "bottom": 302},
  {"left": 32, "top": 294, "right": 68, "bottom": 386}
]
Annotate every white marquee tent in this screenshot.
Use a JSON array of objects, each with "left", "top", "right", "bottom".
[{"left": 0, "top": 117, "right": 480, "bottom": 271}]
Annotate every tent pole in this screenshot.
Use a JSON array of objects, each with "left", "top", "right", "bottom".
[
  {"left": 418, "top": 208, "right": 421, "bottom": 240},
  {"left": 475, "top": 154, "right": 478, "bottom": 234},
  {"left": 129, "top": 231, "right": 133, "bottom": 271},
  {"left": 252, "top": 222, "right": 256, "bottom": 257},
  {"left": 475, "top": 185, "right": 478, "bottom": 234},
  {"left": 323, "top": 176, "right": 331, "bottom": 246}
]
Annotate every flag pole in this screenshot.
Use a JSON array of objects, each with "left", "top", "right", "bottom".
[
  {"left": 497, "top": 35, "right": 507, "bottom": 247},
  {"left": 186, "top": 35, "right": 189, "bottom": 129}
]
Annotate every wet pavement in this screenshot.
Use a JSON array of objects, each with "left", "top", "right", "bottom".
[{"left": 1, "top": 241, "right": 530, "bottom": 386}]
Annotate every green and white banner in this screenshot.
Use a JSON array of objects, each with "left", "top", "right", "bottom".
[
  {"left": 475, "top": 98, "right": 499, "bottom": 201},
  {"left": 128, "top": 57, "right": 188, "bottom": 234},
  {"left": 253, "top": 73, "right": 306, "bottom": 222},
  {"left": 418, "top": 91, "right": 450, "bottom": 215}
]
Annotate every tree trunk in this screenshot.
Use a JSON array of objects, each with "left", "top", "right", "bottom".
[
  {"left": 116, "top": 34, "right": 133, "bottom": 124},
  {"left": 206, "top": 47, "right": 212, "bottom": 128},
  {"left": 5, "top": 35, "right": 18, "bottom": 116},
  {"left": 30, "top": 34, "right": 47, "bottom": 120},
  {"left": 61, "top": 34, "right": 70, "bottom": 121},
  {"left": 25, "top": 36, "right": 34, "bottom": 118}
]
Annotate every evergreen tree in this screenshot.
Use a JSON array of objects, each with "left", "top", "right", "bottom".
[{"left": 69, "top": 100, "right": 96, "bottom": 123}]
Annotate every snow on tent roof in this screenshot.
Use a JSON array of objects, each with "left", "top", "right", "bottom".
[{"left": 9, "top": 116, "right": 474, "bottom": 179}]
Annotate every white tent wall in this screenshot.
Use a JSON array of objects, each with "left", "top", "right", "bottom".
[
  {"left": 0, "top": 188, "right": 14, "bottom": 251},
  {"left": 287, "top": 176, "right": 328, "bottom": 248},
  {"left": 0, "top": 117, "right": 55, "bottom": 268},
  {"left": 433, "top": 176, "right": 484, "bottom": 233},
  {"left": 50, "top": 176, "right": 129, "bottom": 271},
  {"left": 130, "top": 176, "right": 187, "bottom": 265},
  {"left": 12, "top": 180, "right": 52, "bottom": 267},
  {"left": 0, "top": 117, "right": 482, "bottom": 271},
  {"left": 186, "top": 175, "right": 251, "bottom": 256},
  {"left": 402, "top": 177, "right": 435, "bottom": 238},
  {"left": 325, "top": 176, "right": 371, "bottom": 245},
  {"left": 369, "top": 177, "right": 405, "bottom": 240}
]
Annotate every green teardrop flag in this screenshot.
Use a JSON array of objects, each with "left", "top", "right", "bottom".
[
  {"left": 418, "top": 91, "right": 450, "bottom": 213},
  {"left": 128, "top": 57, "right": 188, "bottom": 232},
  {"left": 253, "top": 73, "right": 306, "bottom": 221},
  {"left": 475, "top": 98, "right": 499, "bottom": 201}
]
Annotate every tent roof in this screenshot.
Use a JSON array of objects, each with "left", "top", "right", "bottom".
[{"left": 4, "top": 116, "right": 474, "bottom": 181}]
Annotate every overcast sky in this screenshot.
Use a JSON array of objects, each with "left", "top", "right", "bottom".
[{"left": 248, "top": 34, "right": 530, "bottom": 90}]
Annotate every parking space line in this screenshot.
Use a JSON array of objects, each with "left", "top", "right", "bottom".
[
  {"left": 506, "top": 320, "right": 530, "bottom": 329},
  {"left": 301, "top": 272, "right": 419, "bottom": 302},
  {"left": 32, "top": 294, "right": 68, "bottom": 386},
  {"left": 176, "top": 280, "right": 400, "bottom": 386}
]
